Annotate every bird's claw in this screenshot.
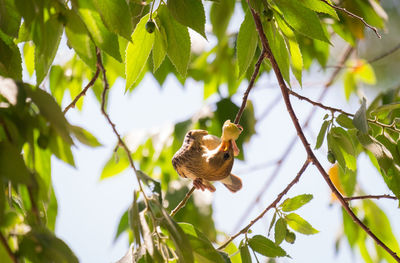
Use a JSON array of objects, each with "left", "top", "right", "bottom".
[{"left": 193, "top": 178, "right": 206, "bottom": 191}]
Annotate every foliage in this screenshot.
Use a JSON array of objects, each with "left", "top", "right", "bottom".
[{"left": 0, "top": 0, "right": 400, "bottom": 262}]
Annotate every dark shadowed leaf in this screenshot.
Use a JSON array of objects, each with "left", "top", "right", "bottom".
[
  {"left": 248, "top": 235, "right": 287, "bottom": 257},
  {"left": 0, "top": 33, "right": 22, "bottom": 80},
  {"left": 353, "top": 98, "right": 369, "bottom": 134},
  {"left": 336, "top": 114, "right": 354, "bottom": 129},
  {"left": 0, "top": 141, "right": 31, "bottom": 184}
]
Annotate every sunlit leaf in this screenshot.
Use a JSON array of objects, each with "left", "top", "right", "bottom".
[
  {"left": 280, "top": 194, "right": 313, "bottom": 212},
  {"left": 70, "top": 125, "right": 102, "bottom": 147},
  {"left": 237, "top": 10, "right": 258, "bottom": 77},
  {"left": 298, "top": 0, "right": 338, "bottom": 20},
  {"left": 23, "top": 41, "right": 35, "bottom": 77},
  {"left": 248, "top": 235, "right": 287, "bottom": 257},
  {"left": 285, "top": 213, "right": 319, "bottom": 235},
  {"left": 274, "top": 218, "right": 287, "bottom": 245}
]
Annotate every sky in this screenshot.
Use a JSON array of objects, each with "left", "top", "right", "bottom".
[{"left": 19, "top": 2, "right": 400, "bottom": 262}]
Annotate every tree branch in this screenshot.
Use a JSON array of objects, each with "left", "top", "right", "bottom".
[
  {"left": 250, "top": 8, "right": 400, "bottom": 261},
  {"left": 63, "top": 54, "right": 101, "bottom": 114},
  {"left": 234, "top": 50, "right": 266, "bottom": 125},
  {"left": 344, "top": 194, "right": 398, "bottom": 201},
  {"left": 218, "top": 159, "right": 310, "bottom": 250},
  {"left": 320, "top": 0, "right": 381, "bottom": 38},
  {"left": 170, "top": 186, "right": 195, "bottom": 217},
  {"left": 0, "top": 232, "right": 18, "bottom": 263}
]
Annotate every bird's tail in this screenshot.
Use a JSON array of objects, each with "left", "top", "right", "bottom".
[{"left": 221, "top": 174, "right": 242, "bottom": 193}]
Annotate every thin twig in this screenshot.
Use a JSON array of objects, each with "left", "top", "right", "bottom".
[
  {"left": 320, "top": 0, "right": 381, "bottom": 38},
  {"left": 344, "top": 194, "right": 398, "bottom": 201},
  {"left": 234, "top": 50, "right": 266, "bottom": 125},
  {"left": 369, "top": 42, "right": 400, "bottom": 63},
  {"left": 0, "top": 232, "right": 18, "bottom": 263},
  {"left": 96, "top": 48, "right": 150, "bottom": 206},
  {"left": 170, "top": 186, "right": 196, "bottom": 217},
  {"left": 250, "top": 8, "right": 399, "bottom": 261},
  {"left": 233, "top": 46, "right": 354, "bottom": 232},
  {"left": 63, "top": 66, "right": 100, "bottom": 114},
  {"left": 218, "top": 159, "right": 310, "bottom": 250}
]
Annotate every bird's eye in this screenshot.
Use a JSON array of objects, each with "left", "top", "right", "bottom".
[
  {"left": 187, "top": 131, "right": 192, "bottom": 136},
  {"left": 223, "top": 152, "right": 230, "bottom": 160}
]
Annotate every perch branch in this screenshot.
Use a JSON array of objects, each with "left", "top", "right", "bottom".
[
  {"left": 250, "top": 8, "right": 399, "bottom": 261},
  {"left": 344, "top": 194, "right": 398, "bottom": 201},
  {"left": 63, "top": 55, "right": 100, "bottom": 114},
  {"left": 218, "top": 159, "right": 310, "bottom": 250},
  {"left": 96, "top": 48, "right": 150, "bottom": 206},
  {"left": 0, "top": 232, "right": 18, "bottom": 263},
  {"left": 170, "top": 187, "right": 196, "bottom": 217},
  {"left": 233, "top": 46, "right": 354, "bottom": 231},
  {"left": 369, "top": 42, "right": 400, "bottom": 63},
  {"left": 320, "top": 0, "right": 381, "bottom": 38}
]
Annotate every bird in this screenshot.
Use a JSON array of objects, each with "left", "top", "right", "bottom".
[{"left": 172, "top": 121, "right": 243, "bottom": 193}]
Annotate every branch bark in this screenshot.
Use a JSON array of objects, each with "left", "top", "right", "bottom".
[
  {"left": 344, "top": 194, "right": 398, "bottom": 201},
  {"left": 249, "top": 7, "right": 400, "bottom": 261}
]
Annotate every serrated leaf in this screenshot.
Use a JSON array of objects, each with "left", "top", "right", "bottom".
[
  {"left": 73, "top": 0, "right": 121, "bottom": 62},
  {"left": 25, "top": 87, "right": 73, "bottom": 145},
  {"left": 353, "top": 98, "right": 369, "bottom": 134},
  {"left": 0, "top": 32, "right": 22, "bottom": 80},
  {"left": 152, "top": 26, "right": 167, "bottom": 72},
  {"left": 285, "top": 213, "right": 319, "bottom": 235},
  {"left": 281, "top": 194, "right": 313, "bottom": 212},
  {"left": 167, "top": 0, "right": 206, "bottom": 38},
  {"left": 315, "top": 120, "right": 329, "bottom": 149},
  {"left": 264, "top": 22, "right": 290, "bottom": 85},
  {"left": 0, "top": 141, "right": 31, "bottom": 185},
  {"left": 237, "top": 10, "right": 258, "bottom": 77},
  {"left": 179, "top": 223, "right": 225, "bottom": 263},
  {"left": 65, "top": 9, "right": 97, "bottom": 70},
  {"left": 93, "top": 0, "right": 133, "bottom": 40},
  {"left": 248, "top": 235, "right": 287, "bottom": 257},
  {"left": 70, "top": 125, "right": 102, "bottom": 147},
  {"left": 126, "top": 14, "right": 154, "bottom": 91},
  {"left": 157, "top": 6, "right": 191, "bottom": 78},
  {"left": 23, "top": 41, "right": 35, "bottom": 77},
  {"left": 240, "top": 245, "right": 252, "bottom": 263},
  {"left": 274, "top": 0, "right": 329, "bottom": 43},
  {"left": 336, "top": 114, "right": 354, "bottom": 129},
  {"left": 274, "top": 218, "right": 287, "bottom": 245},
  {"left": 299, "top": 0, "right": 338, "bottom": 20}
]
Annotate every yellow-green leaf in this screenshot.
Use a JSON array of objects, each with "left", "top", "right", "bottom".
[{"left": 237, "top": 10, "right": 258, "bottom": 77}]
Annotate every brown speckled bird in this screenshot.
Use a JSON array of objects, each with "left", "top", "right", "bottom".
[{"left": 172, "top": 129, "right": 242, "bottom": 192}]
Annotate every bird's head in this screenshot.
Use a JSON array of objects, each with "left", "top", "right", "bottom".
[
  {"left": 185, "top": 130, "right": 208, "bottom": 144},
  {"left": 207, "top": 140, "right": 234, "bottom": 176}
]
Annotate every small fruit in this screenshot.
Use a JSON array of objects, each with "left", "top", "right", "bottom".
[
  {"left": 221, "top": 120, "right": 243, "bottom": 141},
  {"left": 327, "top": 151, "right": 336, "bottom": 164},
  {"left": 285, "top": 230, "right": 296, "bottom": 244},
  {"left": 262, "top": 9, "right": 273, "bottom": 21},
  {"left": 145, "top": 21, "right": 155, "bottom": 33},
  {"left": 37, "top": 134, "right": 49, "bottom": 149}
]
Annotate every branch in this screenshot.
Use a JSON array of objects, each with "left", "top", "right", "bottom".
[
  {"left": 344, "top": 194, "right": 398, "bottom": 201},
  {"left": 320, "top": 0, "right": 381, "bottom": 39},
  {"left": 369, "top": 42, "right": 400, "bottom": 63},
  {"left": 218, "top": 159, "right": 310, "bottom": 250},
  {"left": 0, "top": 232, "right": 18, "bottom": 263},
  {"left": 170, "top": 186, "right": 195, "bottom": 217},
  {"left": 96, "top": 48, "right": 150, "bottom": 206},
  {"left": 234, "top": 50, "right": 266, "bottom": 125},
  {"left": 63, "top": 57, "right": 100, "bottom": 114},
  {"left": 250, "top": 8, "right": 400, "bottom": 261}
]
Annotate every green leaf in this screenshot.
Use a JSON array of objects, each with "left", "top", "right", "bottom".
[
  {"left": 298, "top": 0, "right": 339, "bottom": 20},
  {"left": 0, "top": 32, "right": 22, "bottom": 80},
  {"left": 179, "top": 223, "right": 225, "bottom": 263},
  {"left": 285, "top": 213, "right": 319, "bottom": 235},
  {"left": 371, "top": 103, "right": 400, "bottom": 116},
  {"left": 129, "top": 192, "right": 141, "bottom": 246},
  {"left": 342, "top": 208, "right": 359, "bottom": 247},
  {"left": 157, "top": 6, "right": 191, "bottom": 78},
  {"left": 0, "top": 141, "right": 31, "bottom": 184},
  {"left": 248, "top": 235, "right": 287, "bottom": 257},
  {"left": 19, "top": 228, "right": 79, "bottom": 263},
  {"left": 237, "top": 11, "right": 258, "bottom": 77},
  {"left": 280, "top": 194, "right": 313, "bottom": 212},
  {"left": 23, "top": 41, "right": 35, "bottom": 77},
  {"left": 315, "top": 120, "right": 329, "bottom": 149},
  {"left": 65, "top": 9, "right": 97, "bottom": 70},
  {"left": 264, "top": 22, "right": 290, "bottom": 85},
  {"left": 353, "top": 98, "right": 369, "bottom": 134},
  {"left": 210, "top": 0, "right": 235, "bottom": 39},
  {"left": 288, "top": 37, "right": 303, "bottom": 85},
  {"left": 274, "top": 0, "right": 330, "bottom": 43},
  {"left": 240, "top": 245, "right": 252, "bottom": 263},
  {"left": 93, "top": 0, "right": 133, "bottom": 40},
  {"left": 343, "top": 71, "right": 356, "bottom": 100},
  {"left": 336, "top": 114, "right": 354, "bottom": 129},
  {"left": 115, "top": 211, "right": 128, "bottom": 241},
  {"left": 167, "top": 0, "right": 206, "bottom": 38},
  {"left": 125, "top": 14, "right": 155, "bottom": 91},
  {"left": 274, "top": 218, "right": 287, "bottom": 245},
  {"left": 0, "top": 0, "right": 21, "bottom": 38},
  {"left": 100, "top": 147, "right": 130, "bottom": 179},
  {"left": 33, "top": 16, "right": 63, "bottom": 85},
  {"left": 73, "top": 0, "right": 121, "bottom": 62},
  {"left": 152, "top": 27, "right": 167, "bottom": 72},
  {"left": 70, "top": 125, "right": 102, "bottom": 147},
  {"left": 268, "top": 211, "right": 277, "bottom": 236},
  {"left": 354, "top": 60, "right": 376, "bottom": 85},
  {"left": 48, "top": 132, "right": 75, "bottom": 167},
  {"left": 328, "top": 128, "right": 357, "bottom": 171},
  {"left": 25, "top": 87, "right": 73, "bottom": 145}
]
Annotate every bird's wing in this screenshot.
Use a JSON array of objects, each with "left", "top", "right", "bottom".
[{"left": 202, "top": 134, "right": 221, "bottom": 150}]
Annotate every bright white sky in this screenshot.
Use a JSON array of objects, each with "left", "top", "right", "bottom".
[{"left": 20, "top": 3, "right": 400, "bottom": 262}]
